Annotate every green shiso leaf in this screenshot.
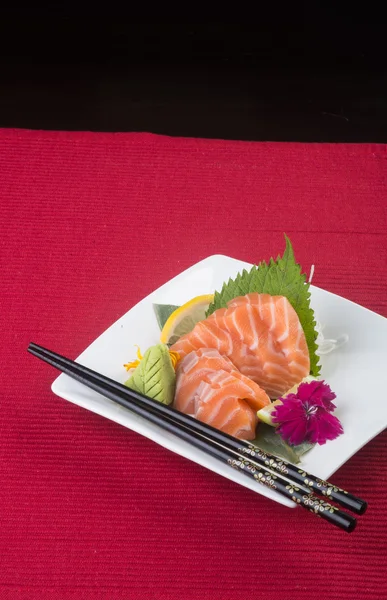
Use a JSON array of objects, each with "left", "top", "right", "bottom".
[
  {"left": 252, "top": 423, "right": 315, "bottom": 464},
  {"left": 153, "top": 304, "right": 180, "bottom": 330}
]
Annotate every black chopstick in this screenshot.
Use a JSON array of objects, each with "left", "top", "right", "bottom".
[
  {"left": 28, "top": 342, "right": 362, "bottom": 532},
  {"left": 28, "top": 342, "right": 367, "bottom": 515}
]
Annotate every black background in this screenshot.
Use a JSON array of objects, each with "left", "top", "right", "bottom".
[{"left": 0, "top": 19, "right": 386, "bottom": 141}]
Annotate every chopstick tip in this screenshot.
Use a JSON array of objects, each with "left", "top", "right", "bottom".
[
  {"left": 347, "top": 518, "right": 357, "bottom": 533},
  {"left": 28, "top": 342, "right": 39, "bottom": 353}
]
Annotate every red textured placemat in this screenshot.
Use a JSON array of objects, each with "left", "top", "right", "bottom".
[{"left": 1, "top": 129, "right": 386, "bottom": 600}]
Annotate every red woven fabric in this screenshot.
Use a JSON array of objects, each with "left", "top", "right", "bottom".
[{"left": 1, "top": 129, "right": 386, "bottom": 600}]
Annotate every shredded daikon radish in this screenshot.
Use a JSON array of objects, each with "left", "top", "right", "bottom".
[
  {"left": 309, "top": 266, "right": 347, "bottom": 355},
  {"left": 315, "top": 321, "right": 349, "bottom": 356}
]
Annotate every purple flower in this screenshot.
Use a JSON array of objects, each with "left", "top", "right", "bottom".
[
  {"left": 272, "top": 380, "right": 343, "bottom": 446},
  {"left": 296, "top": 380, "right": 337, "bottom": 412}
]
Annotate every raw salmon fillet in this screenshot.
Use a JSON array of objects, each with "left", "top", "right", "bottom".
[
  {"left": 171, "top": 293, "right": 310, "bottom": 398},
  {"left": 174, "top": 348, "right": 270, "bottom": 440}
]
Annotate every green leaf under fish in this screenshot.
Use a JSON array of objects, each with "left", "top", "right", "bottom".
[
  {"left": 252, "top": 423, "right": 314, "bottom": 464},
  {"left": 153, "top": 304, "right": 180, "bottom": 330},
  {"left": 125, "top": 343, "right": 176, "bottom": 405},
  {"left": 206, "top": 235, "right": 321, "bottom": 376}
]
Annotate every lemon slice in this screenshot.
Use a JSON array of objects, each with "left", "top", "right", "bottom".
[
  {"left": 257, "top": 400, "right": 283, "bottom": 426},
  {"left": 160, "top": 294, "right": 214, "bottom": 346}
]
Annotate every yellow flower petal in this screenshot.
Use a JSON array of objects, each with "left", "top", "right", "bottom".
[
  {"left": 168, "top": 350, "right": 180, "bottom": 369},
  {"left": 124, "top": 345, "right": 144, "bottom": 371}
]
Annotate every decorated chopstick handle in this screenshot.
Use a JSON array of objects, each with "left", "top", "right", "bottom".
[
  {"left": 242, "top": 445, "right": 367, "bottom": 515},
  {"left": 228, "top": 456, "right": 357, "bottom": 532}
]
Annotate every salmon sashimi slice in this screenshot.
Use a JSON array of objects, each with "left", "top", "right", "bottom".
[
  {"left": 174, "top": 348, "right": 270, "bottom": 440},
  {"left": 174, "top": 348, "right": 237, "bottom": 413},
  {"left": 171, "top": 293, "right": 310, "bottom": 398},
  {"left": 195, "top": 384, "right": 257, "bottom": 439}
]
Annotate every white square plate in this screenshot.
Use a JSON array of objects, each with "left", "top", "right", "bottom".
[{"left": 52, "top": 255, "right": 387, "bottom": 508}]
